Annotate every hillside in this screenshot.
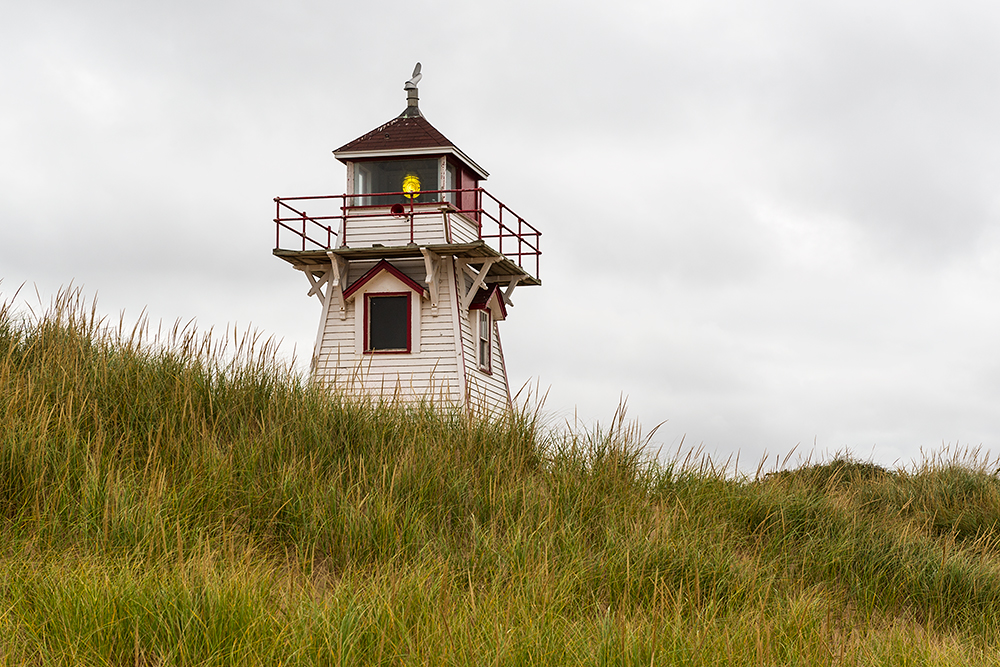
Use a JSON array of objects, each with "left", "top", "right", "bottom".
[{"left": 2, "top": 292, "right": 1000, "bottom": 665}]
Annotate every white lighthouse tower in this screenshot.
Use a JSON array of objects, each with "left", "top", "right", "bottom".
[{"left": 273, "top": 65, "right": 541, "bottom": 411}]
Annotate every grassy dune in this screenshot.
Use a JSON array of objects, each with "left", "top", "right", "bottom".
[{"left": 2, "top": 291, "right": 1000, "bottom": 665}]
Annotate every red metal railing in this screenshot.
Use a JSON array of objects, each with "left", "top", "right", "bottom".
[{"left": 273, "top": 188, "right": 541, "bottom": 280}]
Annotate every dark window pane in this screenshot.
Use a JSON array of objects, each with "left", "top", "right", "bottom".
[
  {"left": 478, "top": 311, "right": 491, "bottom": 369},
  {"left": 368, "top": 295, "right": 409, "bottom": 351}
]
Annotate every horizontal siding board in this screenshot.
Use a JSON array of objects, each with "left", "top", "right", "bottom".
[
  {"left": 328, "top": 366, "right": 462, "bottom": 377},
  {"left": 321, "top": 377, "right": 458, "bottom": 387},
  {"left": 316, "top": 355, "right": 458, "bottom": 369}
]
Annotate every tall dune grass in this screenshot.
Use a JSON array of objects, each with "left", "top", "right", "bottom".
[{"left": 2, "top": 289, "right": 1000, "bottom": 664}]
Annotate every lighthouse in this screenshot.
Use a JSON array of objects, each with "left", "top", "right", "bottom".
[{"left": 273, "top": 65, "right": 541, "bottom": 411}]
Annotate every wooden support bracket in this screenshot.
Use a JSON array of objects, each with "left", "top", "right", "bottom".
[
  {"left": 420, "top": 247, "right": 441, "bottom": 316},
  {"left": 502, "top": 276, "right": 522, "bottom": 306},
  {"left": 458, "top": 257, "right": 499, "bottom": 311},
  {"left": 326, "top": 251, "right": 348, "bottom": 320},
  {"left": 297, "top": 265, "right": 330, "bottom": 305}
]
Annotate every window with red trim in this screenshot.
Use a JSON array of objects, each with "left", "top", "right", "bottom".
[{"left": 366, "top": 293, "right": 410, "bottom": 353}]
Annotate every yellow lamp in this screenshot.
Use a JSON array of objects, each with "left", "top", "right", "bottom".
[{"left": 402, "top": 172, "right": 421, "bottom": 199}]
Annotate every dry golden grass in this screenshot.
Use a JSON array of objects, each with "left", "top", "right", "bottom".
[{"left": 2, "top": 288, "right": 1000, "bottom": 665}]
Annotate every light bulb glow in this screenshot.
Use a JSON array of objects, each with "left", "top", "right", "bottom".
[{"left": 402, "top": 172, "right": 421, "bottom": 199}]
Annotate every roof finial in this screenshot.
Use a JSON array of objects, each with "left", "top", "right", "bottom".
[{"left": 402, "top": 62, "right": 422, "bottom": 117}]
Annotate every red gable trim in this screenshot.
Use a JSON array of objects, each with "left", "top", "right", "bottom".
[
  {"left": 469, "top": 284, "right": 507, "bottom": 320},
  {"left": 343, "top": 259, "right": 427, "bottom": 300}
]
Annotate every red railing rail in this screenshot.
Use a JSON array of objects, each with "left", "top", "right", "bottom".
[
  {"left": 273, "top": 188, "right": 541, "bottom": 280},
  {"left": 273, "top": 195, "right": 342, "bottom": 251}
]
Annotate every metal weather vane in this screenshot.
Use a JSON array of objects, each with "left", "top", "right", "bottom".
[{"left": 404, "top": 62, "right": 422, "bottom": 90}]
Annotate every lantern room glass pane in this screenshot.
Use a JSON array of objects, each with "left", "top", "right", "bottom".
[
  {"left": 445, "top": 162, "right": 457, "bottom": 206},
  {"left": 353, "top": 159, "right": 440, "bottom": 206}
]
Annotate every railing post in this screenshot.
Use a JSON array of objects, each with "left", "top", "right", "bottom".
[
  {"left": 274, "top": 198, "right": 280, "bottom": 249},
  {"left": 517, "top": 217, "right": 523, "bottom": 267},
  {"left": 301, "top": 212, "right": 307, "bottom": 252},
  {"left": 341, "top": 196, "right": 348, "bottom": 248}
]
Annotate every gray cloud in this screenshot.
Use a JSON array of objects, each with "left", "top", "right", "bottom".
[{"left": 3, "top": 0, "right": 1000, "bottom": 470}]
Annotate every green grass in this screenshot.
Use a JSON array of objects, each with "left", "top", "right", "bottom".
[{"left": 2, "top": 289, "right": 1000, "bottom": 664}]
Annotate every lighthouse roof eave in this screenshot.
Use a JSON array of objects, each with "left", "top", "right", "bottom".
[{"left": 333, "top": 114, "right": 490, "bottom": 180}]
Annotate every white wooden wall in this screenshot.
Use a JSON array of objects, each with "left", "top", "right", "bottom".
[
  {"left": 455, "top": 270, "right": 511, "bottom": 412},
  {"left": 459, "top": 314, "right": 510, "bottom": 412},
  {"left": 313, "top": 258, "right": 466, "bottom": 407},
  {"left": 448, "top": 214, "right": 479, "bottom": 244},
  {"left": 342, "top": 209, "right": 480, "bottom": 247},
  {"left": 311, "top": 254, "right": 512, "bottom": 413}
]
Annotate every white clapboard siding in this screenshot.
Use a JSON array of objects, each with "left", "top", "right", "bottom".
[
  {"left": 313, "top": 258, "right": 465, "bottom": 406},
  {"left": 458, "top": 307, "right": 511, "bottom": 412},
  {"left": 343, "top": 213, "right": 448, "bottom": 247},
  {"left": 485, "top": 321, "right": 510, "bottom": 407},
  {"left": 449, "top": 213, "right": 479, "bottom": 244},
  {"left": 306, "top": 232, "right": 514, "bottom": 413},
  {"left": 342, "top": 210, "right": 489, "bottom": 250}
]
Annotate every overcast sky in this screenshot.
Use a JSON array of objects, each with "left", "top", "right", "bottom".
[{"left": 3, "top": 0, "right": 1000, "bottom": 471}]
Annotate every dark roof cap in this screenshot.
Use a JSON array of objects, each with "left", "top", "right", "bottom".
[
  {"left": 333, "top": 111, "right": 488, "bottom": 179},
  {"left": 334, "top": 114, "right": 456, "bottom": 154}
]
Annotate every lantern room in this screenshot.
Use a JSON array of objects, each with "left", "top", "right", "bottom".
[
  {"left": 272, "top": 64, "right": 541, "bottom": 411},
  {"left": 334, "top": 67, "right": 487, "bottom": 215}
]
